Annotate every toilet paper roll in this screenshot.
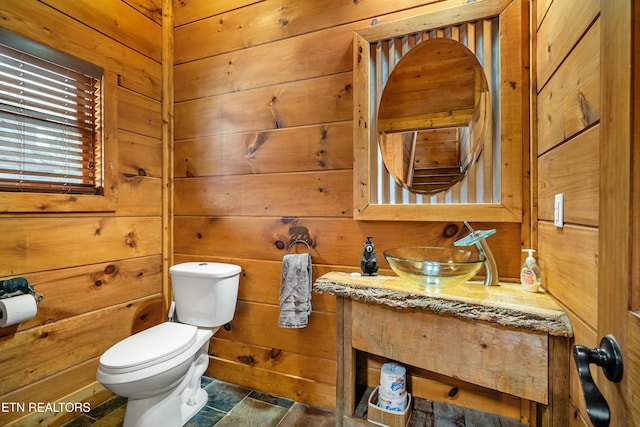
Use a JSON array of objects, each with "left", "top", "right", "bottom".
[{"left": 0, "top": 294, "right": 37, "bottom": 327}]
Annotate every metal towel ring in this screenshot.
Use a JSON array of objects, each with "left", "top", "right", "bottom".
[{"left": 287, "top": 240, "right": 311, "bottom": 254}]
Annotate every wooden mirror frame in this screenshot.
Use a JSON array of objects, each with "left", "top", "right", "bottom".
[{"left": 353, "top": 0, "right": 528, "bottom": 222}]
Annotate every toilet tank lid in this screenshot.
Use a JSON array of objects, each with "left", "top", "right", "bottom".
[{"left": 170, "top": 262, "right": 241, "bottom": 279}]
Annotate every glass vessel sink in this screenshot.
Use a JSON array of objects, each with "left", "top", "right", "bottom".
[{"left": 383, "top": 247, "right": 485, "bottom": 288}]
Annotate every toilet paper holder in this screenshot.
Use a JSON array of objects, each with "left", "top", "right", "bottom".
[
  {"left": 34, "top": 293, "right": 44, "bottom": 305},
  {"left": 0, "top": 277, "right": 44, "bottom": 305}
]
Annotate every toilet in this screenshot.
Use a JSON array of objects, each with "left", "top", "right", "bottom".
[{"left": 96, "top": 262, "right": 241, "bottom": 427}]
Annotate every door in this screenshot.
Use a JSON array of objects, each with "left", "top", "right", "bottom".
[{"left": 592, "top": 1, "right": 640, "bottom": 425}]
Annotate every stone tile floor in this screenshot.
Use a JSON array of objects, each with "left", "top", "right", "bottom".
[
  {"left": 63, "top": 377, "right": 526, "bottom": 427},
  {"left": 62, "top": 377, "right": 335, "bottom": 427}
]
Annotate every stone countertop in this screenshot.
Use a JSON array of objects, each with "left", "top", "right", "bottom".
[{"left": 313, "top": 272, "right": 573, "bottom": 337}]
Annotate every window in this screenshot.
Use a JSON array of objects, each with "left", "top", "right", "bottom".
[
  {"left": 0, "top": 28, "right": 117, "bottom": 213},
  {"left": 0, "top": 28, "right": 102, "bottom": 195}
]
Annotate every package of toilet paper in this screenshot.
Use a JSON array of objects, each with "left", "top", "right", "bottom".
[
  {"left": 379, "top": 363, "right": 406, "bottom": 400},
  {"left": 377, "top": 391, "right": 408, "bottom": 412}
]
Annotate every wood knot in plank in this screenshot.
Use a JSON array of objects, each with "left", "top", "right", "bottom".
[
  {"left": 270, "top": 348, "right": 283, "bottom": 359},
  {"left": 124, "top": 231, "right": 138, "bottom": 248},
  {"left": 237, "top": 355, "right": 255, "bottom": 364},
  {"left": 577, "top": 91, "right": 595, "bottom": 126},
  {"left": 442, "top": 223, "right": 459, "bottom": 238}
]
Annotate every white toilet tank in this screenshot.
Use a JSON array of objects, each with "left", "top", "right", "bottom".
[{"left": 169, "top": 262, "right": 241, "bottom": 328}]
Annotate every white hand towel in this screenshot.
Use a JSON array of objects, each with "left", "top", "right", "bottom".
[{"left": 278, "top": 253, "right": 312, "bottom": 328}]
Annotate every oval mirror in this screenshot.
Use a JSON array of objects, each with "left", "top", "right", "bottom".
[{"left": 377, "top": 38, "right": 491, "bottom": 195}]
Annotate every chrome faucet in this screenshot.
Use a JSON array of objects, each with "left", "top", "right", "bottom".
[{"left": 454, "top": 222, "right": 499, "bottom": 286}]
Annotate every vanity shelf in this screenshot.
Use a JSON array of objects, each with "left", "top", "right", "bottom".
[{"left": 314, "top": 272, "right": 572, "bottom": 427}]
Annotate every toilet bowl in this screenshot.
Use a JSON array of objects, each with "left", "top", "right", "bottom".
[{"left": 96, "top": 262, "right": 241, "bottom": 427}]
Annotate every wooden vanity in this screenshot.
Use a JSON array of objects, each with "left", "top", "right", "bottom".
[{"left": 314, "top": 272, "right": 573, "bottom": 426}]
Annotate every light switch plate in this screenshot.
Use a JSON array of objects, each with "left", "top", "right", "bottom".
[{"left": 554, "top": 193, "right": 564, "bottom": 228}]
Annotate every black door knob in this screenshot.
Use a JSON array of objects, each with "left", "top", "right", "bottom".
[{"left": 573, "top": 335, "right": 623, "bottom": 427}]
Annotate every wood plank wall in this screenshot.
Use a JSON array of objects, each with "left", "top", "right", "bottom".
[
  {"left": 534, "top": 0, "right": 600, "bottom": 425},
  {"left": 173, "top": 0, "right": 525, "bottom": 412},
  {"left": 0, "top": 1, "right": 165, "bottom": 425},
  {"left": 0, "top": 0, "right": 604, "bottom": 423}
]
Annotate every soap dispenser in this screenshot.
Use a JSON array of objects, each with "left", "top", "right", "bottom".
[{"left": 520, "top": 249, "right": 541, "bottom": 292}]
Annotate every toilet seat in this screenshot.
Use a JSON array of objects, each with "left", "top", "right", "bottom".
[{"left": 99, "top": 322, "right": 198, "bottom": 374}]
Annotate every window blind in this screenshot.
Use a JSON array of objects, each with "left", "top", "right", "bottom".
[{"left": 0, "top": 31, "right": 102, "bottom": 194}]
